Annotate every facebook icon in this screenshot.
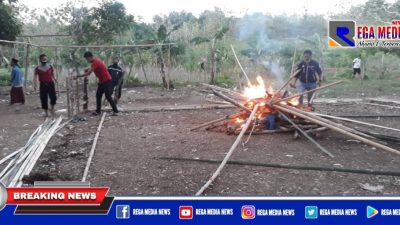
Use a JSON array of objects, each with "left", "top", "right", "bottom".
[{"left": 116, "top": 205, "right": 130, "bottom": 219}]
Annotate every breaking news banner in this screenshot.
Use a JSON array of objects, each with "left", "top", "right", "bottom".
[
  {"left": 0, "top": 181, "right": 400, "bottom": 224},
  {"left": 3, "top": 0, "right": 400, "bottom": 225}
]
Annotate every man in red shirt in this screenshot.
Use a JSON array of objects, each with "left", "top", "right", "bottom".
[
  {"left": 34, "top": 54, "right": 57, "bottom": 117},
  {"left": 73, "top": 51, "right": 118, "bottom": 115}
]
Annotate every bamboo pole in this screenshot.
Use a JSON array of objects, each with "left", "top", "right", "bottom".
[
  {"left": 278, "top": 112, "right": 334, "bottom": 158},
  {"left": 158, "top": 157, "right": 400, "bottom": 177},
  {"left": 82, "top": 112, "right": 107, "bottom": 182},
  {"left": 0, "top": 39, "right": 39, "bottom": 47},
  {"left": 83, "top": 77, "right": 89, "bottom": 111},
  {"left": 24, "top": 38, "right": 31, "bottom": 88},
  {"left": 311, "top": 112, "right": 400, "bottom": 133},
  {"left": 190, "top": 112, "right": 242, "bottom": 131},
  {"left": 66, "top": 76, "right": 71, "bottom": 118},
  {"left": 196, "top": 104, "right": 259, "bottom": 196},
  {"left": 274, "top": 104, "right": 400, "bottom": 156},
  {"left": 273, "top": 80, "right": 344, "bottom": 104},
  {"left": 37, "top": 43, "right": 176, "bottom": 48},
  {"left": 230, "top": 44, "right": 251, "bottom": 84},
  {"left": 212, "top": 90, "right": 251, "bottom": 113},
  {"left": 277, "top": 105, "right": 376, "bottom": 140},
  {"left": 269, "top": 69, "right": 301, "bottom": 103},
  {"left": 201, "top": 83, "right": 245, "bottom": 100}
]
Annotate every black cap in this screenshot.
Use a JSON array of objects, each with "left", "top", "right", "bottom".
[
  {"left": 83, "top": 51, "right": 93, "bottom": 58},
  {"left": 11, "top": 58, "right": 19, "bottom": 63}
]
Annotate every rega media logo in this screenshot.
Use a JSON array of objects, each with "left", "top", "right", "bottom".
[
  {"left": 329, "top": 20, "right": 356, "bottom": 48},
  {"left": 329, "top": 20, "right": 400, "bottom": 48}
]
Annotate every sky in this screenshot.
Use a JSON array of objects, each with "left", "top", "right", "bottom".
[{"left": 20, "top": 0, "right": 371, "bottom": 22}]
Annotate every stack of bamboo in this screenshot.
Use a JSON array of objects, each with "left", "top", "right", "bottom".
[{"left": 0, "top": 117, "right": 67, "bottom": 187}]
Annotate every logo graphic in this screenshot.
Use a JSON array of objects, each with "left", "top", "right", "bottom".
[
  {"left": 305, "top": 206, "right": 318, "bottom": 219},
  {"left": 367, "top": 206, "right": 379, "bottom": 219},
  {"left": 329, "top": 20, "right": 356, "bottom": 48},
  {"left": 241, "top": 205, "right": 256, "bottom": 219},
  {"left": 116, "top": 205, "right": 130, "bottom": 219},
  {"left": 179, "top": 206, "right": 193, "bottom": 219}
]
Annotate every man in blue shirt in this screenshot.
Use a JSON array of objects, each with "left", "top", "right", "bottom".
[{"left": 10, "top": 58, "right": 25, "bottom": 105}]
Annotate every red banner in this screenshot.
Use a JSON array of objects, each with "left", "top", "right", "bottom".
[{"left": 6, "top": 187, "right": 109, "bottom": 205}]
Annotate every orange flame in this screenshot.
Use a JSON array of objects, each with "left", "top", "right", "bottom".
[
  {"left": 288, "top": 97, "right": 300, "bottom": 106},
  {"left": 236, "top": 118, "right": 244, "bottom": 123},
  {"left": 243, "top": 76, "right": 267, "bottom": 100}
]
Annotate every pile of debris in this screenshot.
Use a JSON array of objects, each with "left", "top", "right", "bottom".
[{"left": 0, "top": 117, "right": 68, "bottom": 187}]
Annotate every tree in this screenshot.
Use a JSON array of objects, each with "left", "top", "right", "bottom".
[
  {"left": 0, "top": 0, "right": 21, "bottom": 66},
  {"left": 0, "top": 0, "right": 22, "bottom": 40},
  {"left": 91, "top": 0, "right": 133, "bottom": 44},
  {"left": 133, "top": 20, "right": 183, "bottom": 89},
  {"left": 191, "top": 22, "right": 230, "bottom": 84}
]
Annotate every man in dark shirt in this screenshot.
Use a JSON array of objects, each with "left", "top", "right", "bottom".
[
  {"left": 73, "top": 51, "right": 118, "bottom": 115},
  {"left": 108, "top": 56, "right": 124, "bottom": 104},
  {"left": 291, "top": 50, "right": 322, "bottom": 107}
]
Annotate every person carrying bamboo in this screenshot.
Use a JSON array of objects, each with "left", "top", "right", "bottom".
[
  {"left": 34, "top": 54, "right": 58, "bottom": 117},
  {"left": 290, "top": 50, "right": 322, "bottom": 108},
  {"left": 73, "top": 51, "right": 119, "bottom": 116}
]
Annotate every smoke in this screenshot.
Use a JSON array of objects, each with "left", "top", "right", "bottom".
[{"left": 236, "top": 13, "right": 285, "bottom": 87}]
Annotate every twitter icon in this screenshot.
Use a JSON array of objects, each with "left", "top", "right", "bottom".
[{"left": 305, "top": 206, "right": 318, "bottom": 219}]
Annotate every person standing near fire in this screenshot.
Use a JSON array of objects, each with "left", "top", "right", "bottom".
[
  {"left": 290, "top": 50, "right": 322, "bottom": 108},
  {"left": 73, "top": 51, "right": 119, "bottom": 116},
  {"left": 34, "top": 54, "right": 57, "bottom": 117}
]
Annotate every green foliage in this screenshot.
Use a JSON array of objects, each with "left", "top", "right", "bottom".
[
  {"left": 0, "top": 68, "right": 11, "bottom": 86},
  {"left": 214, "top": 74, "right": 234, "bottom": 87},
  {"left": 0, "top": 1, "right": 22, "bottom": 40},
  {"left": 124, "top": 75, "right": 142, "bottom": 87},
  {"left": 91, "top": 0, "right": 133, "bottom": 44}
]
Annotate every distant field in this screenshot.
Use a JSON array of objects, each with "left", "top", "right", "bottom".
[{"left": 320, "top": 75, "right": 400, "bottom": 98}]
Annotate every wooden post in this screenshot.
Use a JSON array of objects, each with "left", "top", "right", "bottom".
[
  {"left": 83, "top": 77, "right": 88, "bottom": 111},
  {"left": 136, "top": 46, "right": 148, "bottom": 85},
  {"left": 24, "top": 38, "right": 31, "bottom": 88},
  {"left": 54, "top": 47, "right": 60, "bottom": 93},
  {"left": 66, "top": 76, "right": 71, "bottom": 118}
]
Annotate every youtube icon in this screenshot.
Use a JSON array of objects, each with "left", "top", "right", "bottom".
[{"left": 179, "top": 206, "right": 193, "bottom": 219}]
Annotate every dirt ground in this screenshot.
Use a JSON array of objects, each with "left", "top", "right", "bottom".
[{"left": 1, "top": 85, "right": 400, "bottom": 196}]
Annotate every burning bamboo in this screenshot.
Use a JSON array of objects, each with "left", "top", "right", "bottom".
[
  {"left": 212, "top": 90, "right": 252, "bottom": 113},
  {"left": 273, "top": 80, "right": 344, "bottom": 104}
]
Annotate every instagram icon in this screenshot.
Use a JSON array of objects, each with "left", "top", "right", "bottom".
[{"left": 241, "top": 205, "right": 256, "bottom": 219}]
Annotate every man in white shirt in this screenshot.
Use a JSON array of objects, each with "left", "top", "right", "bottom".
[{"left": 352, "top": 55, "right": 362, "bottom": 79}]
